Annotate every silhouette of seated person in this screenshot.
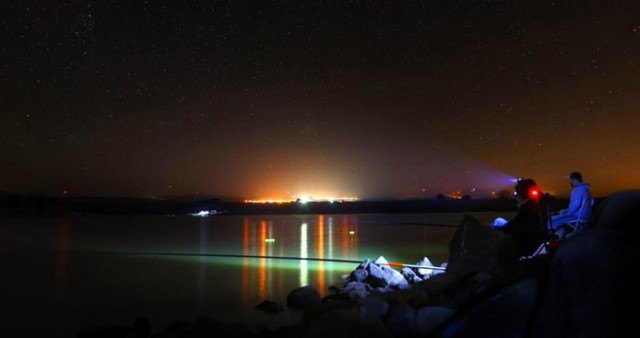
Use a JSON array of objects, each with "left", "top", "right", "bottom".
[
  {"left": 491, "top": 179, "right": 547, "bottom": 257},
  {"left": 550, "top": 171, "right": 592, "bottom": 234}
]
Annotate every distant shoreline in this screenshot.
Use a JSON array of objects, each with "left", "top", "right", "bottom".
[{"left": 0, "top": 194, "right": 580, "bottom": 218}]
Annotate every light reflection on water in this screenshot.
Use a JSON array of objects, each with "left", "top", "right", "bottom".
[
  {"left": 1, "top": 212, "right": 506, "bottom": 337},
  {"left": 234, "top": 215, "right": 360, "bottom": 305}
]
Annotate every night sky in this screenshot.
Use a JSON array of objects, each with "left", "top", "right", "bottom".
[{"left": 2, "top": 1, "right": 639, "bottom": 200}]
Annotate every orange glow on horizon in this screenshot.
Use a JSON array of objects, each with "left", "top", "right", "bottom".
[
  {"left": 244, "top": 195, "right": 359, "bottom": 204},
  {"left": 244, "top": 198, "right": 296, "bottom": 204}
]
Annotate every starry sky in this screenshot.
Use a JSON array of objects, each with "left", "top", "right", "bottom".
[{"left": 1, "top": 1, "right": 639, "bottom": 200}]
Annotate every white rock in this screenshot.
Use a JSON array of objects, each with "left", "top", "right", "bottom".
[
  {"left": 416, "top": 257, "right": 435, "bottom": 276},
  {"left": 374, "top": 255, "right": 389, "bottom": 266},
  {"left": 382, "top": 265, "right": 409, "bottom": 289}
]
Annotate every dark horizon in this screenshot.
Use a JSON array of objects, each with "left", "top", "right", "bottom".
[
  {"left": 0, "top": 187, "right": 603, "bottom": 201},
  {"left": 2, "top": 188, "right": 578, "bottom": 218}
]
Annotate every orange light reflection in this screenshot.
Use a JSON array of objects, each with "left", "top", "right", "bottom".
[
  {"left": 258, "top": 220, "right": 267, "bottom": 300},
  {"left": 317, "top": 215, "right": 325, "bottom": 296},
  {"left": 242, "top": 217, "right": 250, "bottom": 306}
]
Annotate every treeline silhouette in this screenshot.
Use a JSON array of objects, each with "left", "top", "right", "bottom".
[
  {"left": 1, "top": 192, "right": 576, "bottom": 217},
  {"left": 0, "top": 193, "right": 221, "bottom": 217}
]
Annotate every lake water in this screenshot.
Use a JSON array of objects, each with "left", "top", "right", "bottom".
[{"left": 0, "top": 212, "right": 507, "bottom": 337}]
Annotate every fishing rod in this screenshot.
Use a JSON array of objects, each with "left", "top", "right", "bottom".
[{"left": 92, "top": 251, "right": 447, "bottom": 271}]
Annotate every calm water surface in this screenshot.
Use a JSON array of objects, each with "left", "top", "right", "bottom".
[{"left": 0, "top": 212, "right": 505, "bottom": 337}]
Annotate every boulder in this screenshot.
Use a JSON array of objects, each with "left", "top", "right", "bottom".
[
  {"left": 364, "top": 263, "right": 389, "bottom": 288},
  {"left": 77, "top": 317, "right": 151, "bottom": 338},
  {"left": 435, "top": 278, "right": 538, "bottom": 337},
  {"left": 349, "top": 268, "right": 368, "bottom": 282},
  {"left": 385, "top": 303, "right": 417, "bottom": 336},
  {"left": 412, "top": 272, "right": 459, "bottom": 295},
  {"left": 271, "top": 324, "right": 306, "bottom": 338},
  {"left": 532, "top": 190, "right": 640, "bottom": 337},
  {"left": 441, "top": 277, "right": 494, "bottom": 308},
  {"left": 374, "top": 255, "right": 390, "bottom": 265},
  {"left": 446, "top": 215, "right": 519, "bottom": 278},
  {"left": 255, "top": 300, "right": 284, "bottom": 313},
  {"left": 357, "top": 294, "right": 390, "bottom": 318},
  {"left": 401, "top": 267, "right": 422, "bottom": 284},
  {"left": 303, "top": 302, "right": 359, "bottom": 336},
  {"left": 380, "top": 265, "right": 409, "bottom": 290},
  {"left": 341, "top": 281, "right": 370, "bottom": 299},
  {"left": 357, "top": 258, "right": 372, "bottom": 269},
  {"left": 358, "top": 308, "right": 394, "bottom": 338},
  {"left": 414, "top": 257, "right": 436, "bottom": 277},
  {"left": 287, "top": 286, "right": 321, "bottom": 310},
  {"left": 415, "top": 306, "right": 457, "bottom": 336}
]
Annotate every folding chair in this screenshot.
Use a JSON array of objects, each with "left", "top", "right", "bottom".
[
  {"left": 563, "top": 197, "right": 594, "bottom": 236},
  {"left": 524, "top": 195, "right": 593, "bottom": 260}
]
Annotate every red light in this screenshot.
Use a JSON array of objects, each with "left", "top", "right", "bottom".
[{"left": 529, "top": 189, "right": 539, "bottom": 199}]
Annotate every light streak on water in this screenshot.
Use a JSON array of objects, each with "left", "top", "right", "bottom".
[
  {"left": 317, "top": 215, "right": 325, "bottom": 295},
  {"left": 300, "top": 222, "right": 308, "bottom": 286},
  {"left": 259, "top": 220, "right": 267, "bottom": 300}
]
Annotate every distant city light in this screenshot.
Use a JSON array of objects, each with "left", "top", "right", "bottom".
[
  {"left": 244, "top": 195, "right": 359, "bottom": 204},
  {"left": 189, "top": 210, "right": 224, "bottom": 217},
  {"left": 243, "top": 199, "right": 295, "bottom": 204},
  {"left": 298, "top": 196, "right": 312, "bottom": 204}
]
